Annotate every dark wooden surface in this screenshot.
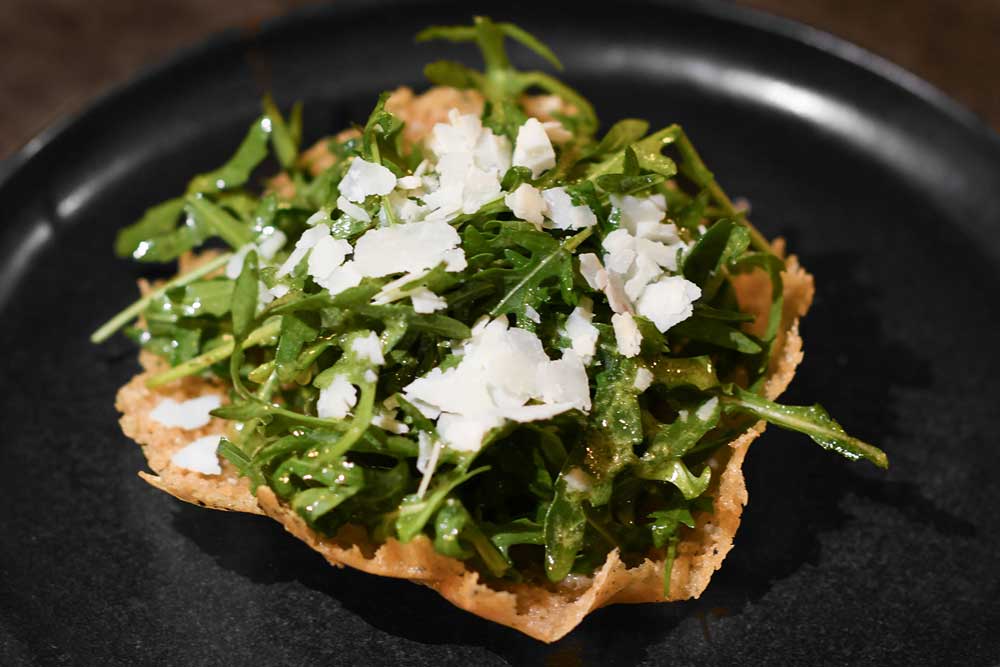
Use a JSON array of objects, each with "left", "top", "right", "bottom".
[{"left": 2, "top": 0, "right": 998, "bottom": 157}]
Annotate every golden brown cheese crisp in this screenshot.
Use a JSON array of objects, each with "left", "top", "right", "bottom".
[{"left": 114, "top": 86, "right": 816, "bottom": 642}]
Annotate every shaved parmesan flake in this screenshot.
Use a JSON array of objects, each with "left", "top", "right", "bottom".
[
  {"left": 352, "top": 220, "right": 466, "bottom": 277},
  {"left": 512, "top": 118, "right": 556, "bottom": 178},
  {"left": 336, "top": 195, "right": 371, "bottom": 222},
  {"left": 633, "top": 367, "right": 655, "bottom": 392},
  {"left": 578, "top": 253, "right": 605, "bottom": 290},
  {"left": 410, "top": 288, "right": 447, "bottom": 313},
  {"left": 612, "top": 312, "right": 642, "bottom": 358},
  {"left": 416, "top": 433, "right": 444, "bottom": 499},
  {"left": 396, "top": 175, "right": 423, "bottom": 190},
  {"left": 696, "top": 397, "right": 719, "bottom": 421},
  {"left": 226, "top": 234, "right": 286, "bottom": 280},
  {"left": 524, "top": 305, "right": 541, "bottom": 324},
  {"left": 537, "top": 351, "right": 591, "bottom": 412},
  {"left": 150, "top": 395, "right": 221, "bottom": 430},
  {"left": 171, "top": 435, "right": 222, "bottom": 475},
  {"left": 436, "top": 413, "right": 504, "bottom": 452},
  {"left": 339, "top": 157, "right": 397, "bottom": 203},
  {"left": 423, "top": 110, "right": 510, "bottom": 222},
  {"left": 317, "top": 375, "right": 357, "bottom": 420},
  {"left": 563, "top": 298, "right": 599, "bottom": 364},
  {"left": 404, "top": 317, "right": 592, "bottom": 452},
  {"left": 602, "top": 229, "right": 636, "bottom": 273},
  {"left": 256, "top": 229, "right": 287, "bottom": 260},
  {"left": 541, "top": 187, "right": 597, "bottom": 230},
  {"left": 307, "top": 236, "right": 352, "bottom": 284},
  {"left": 315, "top": 261, "right": 363, "bottom": 296},
  {"left": 604, "top": 270, "right": 633, "bottom": 314},
  {"left": 636, "top": 275, "right": 701, "bottom": 332},
  {"left": 277, "top": 223, "right": 332, "bottom": 277},
  {"left": 504, "top": 183, "right": 547, "bottom": 227},
  {"left": 351, "top": 332, "right": 385, "bottom": 365}
]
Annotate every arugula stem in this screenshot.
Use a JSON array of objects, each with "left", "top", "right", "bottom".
[
  {"left": 671, "top": 129, "right": 771, "bottom": 253},
  {"left": 145, "top": 317, "right": 280, "bottom": 388},
  {"left": 90, "top": 252, "right": 232, "bottom": 343}
]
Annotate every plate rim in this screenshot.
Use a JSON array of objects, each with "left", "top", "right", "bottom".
[{"left": 1, "top": 0, "right": 999, "bottom": 197}]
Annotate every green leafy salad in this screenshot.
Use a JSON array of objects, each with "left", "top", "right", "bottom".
[{"left": 94, "top": 17, "right": 887, "bottom": 594}]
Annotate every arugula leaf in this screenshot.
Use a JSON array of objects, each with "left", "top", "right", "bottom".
[
  {"left": 187, "top": 116, "right": 271, "bottom": 194},
  {"left": 114, "top": 198, "right": 187, "bottom": 260},
  {"left": 721, "top": 386, "right": 888, "bottom": 468},
  {"left": 433, "top": 498, "right": 510, "bottom": 577},
  {"left": 670, "top": 316, "right": 762, "bottom": 354},
  {"left": 396, "top": 466, "right": 489, "bottom": 542},
  {"left": 648, "top": 507, "right": 697, "bottom": 595},
  {"left": 262, "top": 95, "right": 302, "bottom": 170},
  {"left": 586, "top": 119, "right": 649, "bottom": 159},
  {"left": 464, "top": 221, "right": 588, "bottom": 328},
  {"left": 184, "top": 195, "right": 255, "bottom": 250},
  {"left": 424, "top": 60, "right": 486, "bottom": 89}
]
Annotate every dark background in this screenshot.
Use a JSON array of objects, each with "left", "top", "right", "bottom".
[{"left": 2, "top": 0, "right": 999, "bottom": 158}]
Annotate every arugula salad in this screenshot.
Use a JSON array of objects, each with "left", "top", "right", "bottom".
[{"left": 94, "top": 17, "right": 887, "bottom": 594}]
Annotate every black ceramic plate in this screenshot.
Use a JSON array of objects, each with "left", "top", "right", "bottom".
[{"left": 2, "top": 1, "right": 999, "bottom": 665}]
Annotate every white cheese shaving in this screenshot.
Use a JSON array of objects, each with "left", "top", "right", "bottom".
[
  {"left": 633, "top": 367, "right": 655, "bottom": 392},
  {"left": 351, "top": 332, "right": 385, "bottom": 365},
  {"left": 636, "top": 275, "right": 701, "bottom": 333},
  {"left": 604, "top": 270, "right": 633, "bottom": 314},
  {"left": 256, "top": 229, "right": 288, "bottom": 260},
  {"left": 541, "top": 187, "right": 598, "bottom": 230},
  {"left": 612, "top": 312, "right": 642, "bottom": 358},
  {"left": 396, "top": 175, "right": 423, "bottom": 190},
  {"left": 696, "top": 396, "right": 719, "bottom": 421},
  {"left": 149, "top": 395, "right": 221, "bottom": 430},
  {"left": 336, "top": 195, "right": 371, "bottom": 222},
  {"left": 602, "top": 229, "right": 637, "bottom": 273},
  {"left": 307, "top": 235, "right": 353, "bottom": 285},
  {"left": 524, "top": 305, "right": 541, "bottom": 324},
  {"left": 403, "top": 317, "right": 593, "bottom": 452},
  {"left": 171, "top": 435, "right": 222, "bottom": 475},
  {"left": 409, "top": 288, "right": 447, "bottom": 313},
  {"left": 352, "top": 220, "right": 466, "bottom": 277},
  {"left": 277, "top": 223, "right": 332, "bottom": 277},
  {"left": 504, "top": 183, "right": 547, "bottom": 227},
  {"left": 577, "top": 253, "right": 606, "bottom": 290},
  {"left": 415, "top": 433, "right": 444, "bottom": 499},
  {"left": 563, "top": 298, "right": 599, "bottom": 364},
  {"left": 422, "top": 110, "right": 511, "bottom": 222},
  {"left": 512, "top": 118, "right": 556, "bottom": 178},
  {"left": 537, "top": 351, "right": 591, "bottom": 412},
  {"left": 435, "top": 413, "right": 504, "bottom": 452},
  {"left": 339, "top": 157, "right": 397, "bottom": 203},
  {"left": 225, "top": 230, "right": 289, "bottom": 278},
  {"left": 316, "top": 375, "right": 357, "bottom": 420},
  {"left": 316, "top": 261, "right": 363, "bottom": 296}
]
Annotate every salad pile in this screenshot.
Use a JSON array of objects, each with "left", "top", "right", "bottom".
[{"left": 94, "top": 18, "right": 886, "bottom": 592}]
